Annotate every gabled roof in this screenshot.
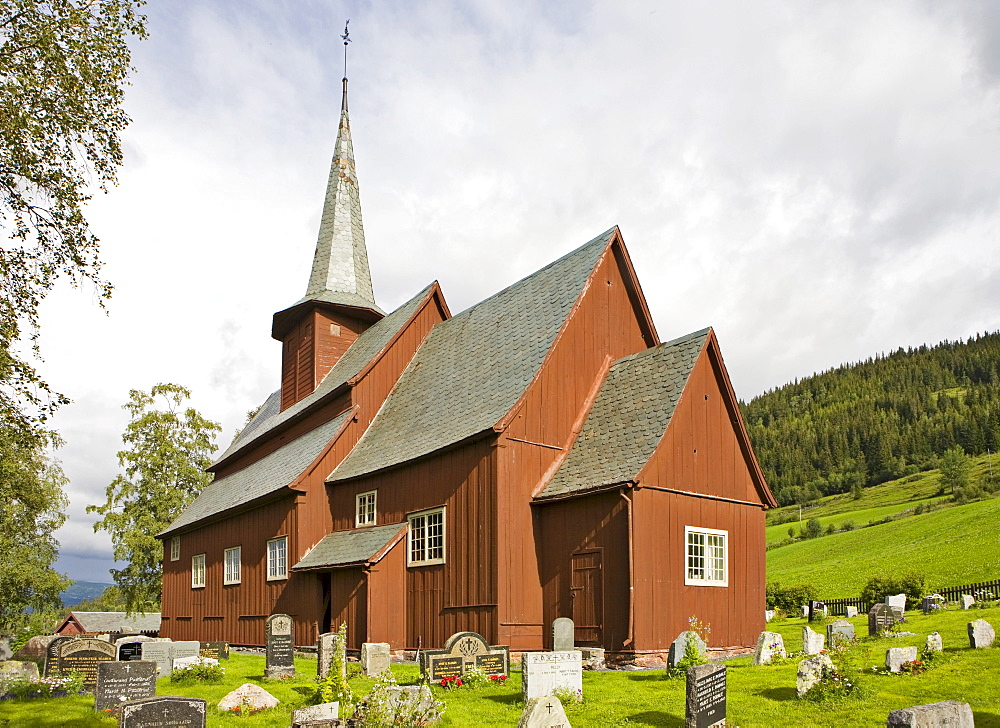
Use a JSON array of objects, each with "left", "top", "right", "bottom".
[
  {"left": 215, "top": 283, "right": 438, "bottom": 470},
  {"left": 59, "top": 611, "right": 161, "bottom": 634},
  {"left": 293, "top": 523, "right": 405, "bottom": 571},
  {"left": 536, "top": 328, "right": 710, "bottom": 500},
  {"left": 329, "top": 228, "right": 617, "bottom": 482},
  {"left": 160, "top": 408, "right": 353, "bottom": 536}
]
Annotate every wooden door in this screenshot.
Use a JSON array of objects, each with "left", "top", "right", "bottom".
[{"left": 570, "top": 550, "right": 603, "bottom": 646}]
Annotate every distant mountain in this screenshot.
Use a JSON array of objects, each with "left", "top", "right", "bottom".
[
  {"left": 60, "top": 581, "right": 113, "bottom": 607},
  {"left": 742, "top": 331, "right": 1000, "bottom": 505}
]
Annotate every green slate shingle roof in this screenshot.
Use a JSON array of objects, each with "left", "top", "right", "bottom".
[
  {"left": 536, "top": 328, "right": 710, "bottom": 500},
  {"left": 216, "top": 283, "right": 436, "bottom": 466},
  {"left": 160, "top": 409, "right": 352, "bottom": 536},
  {"left": 293, "top": 523, "right": 404, "bottom": 570},
  {"left": 329, "top": 228, "right": 616, "bottom": 482}
]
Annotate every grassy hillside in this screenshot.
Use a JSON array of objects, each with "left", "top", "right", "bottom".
[{"left": 767, "top": 495, "right": 1000, "bottom": 596}]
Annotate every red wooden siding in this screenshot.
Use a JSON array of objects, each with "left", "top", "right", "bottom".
[
  {"left": 328, "top": 437, "right": 497, "bottom": 650},
  {"left": 328, "top": 568, "right": 367, "bottom": 647},
  {"left": 536, "top": 491, "right": 631, "bottom": 651},
  {"left": 280, "top": 308, "right": 368, "bottom": 411},
  {"left": 366, "top": 538, "right": 407, "bottom": 647},
  {"left": 496, "top": 238, "right": 654, "bottom": 649}
]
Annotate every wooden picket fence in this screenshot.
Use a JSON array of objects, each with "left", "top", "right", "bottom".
[{"left": 820, "top": 578, "right": 1000, "bottom": 616}]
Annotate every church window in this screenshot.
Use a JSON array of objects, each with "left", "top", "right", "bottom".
[
  {"left": 685, "top": 527, "right": 727, "bottom": 587},
  {"left": 267, "top": 536, "right": 288, "bottom": 580},
  {"left": 356, "top": 490, "right": 376, "bottom": 527},
  {"left": 224, "top": 546, "right": 241, "bottom": 585},
  {"left": 407, "top": 507, "right": 445, "bottom": 566},
  {"left": 170, "top": 536, "right": 180, "bottom": 561},
  {"left": 191, "top": 553, "right": 206, "bottom": 588}
]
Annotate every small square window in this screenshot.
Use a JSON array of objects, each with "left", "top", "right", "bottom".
[
  {"left": 267, "top": 537, "right": 288, "bottom": 581},
  {"left": 356, "top": 490, "right": 377, "bottom": 527},
  {"left": 407, "top": 507, "right": 445, "bottom": 566},
  {"left": 191, "top": 553, "right": 206, "bottom": 588},
  {"left": 170, "top": 536, "right": 180, "bottom": 561},
  {"left": 684, "top": 526, "right": 728, "bottom": 587},
  {"left": 224, "top": 546, "right": 241, "bottom": 585}
]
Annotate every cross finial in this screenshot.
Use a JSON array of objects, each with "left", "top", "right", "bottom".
[{"left": 341, "top": 19, "right": 351, "bottom": 80}]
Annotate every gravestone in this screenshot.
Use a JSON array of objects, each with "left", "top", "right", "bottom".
[
  {"left": 44, "top": 636, "right": 75, "bottom": 676},
  {"left": 868, "top": 603, "right": 896, "bottom": 636},
  {"left": 796, "top": 653, "right": 834, "bottom": 697},
  {"left": 420, "top": 631, "right": 509, "bottom": 682},
  {"left": 58, "top": 637, "right": 117, "bottom": 689},
  {"left": 171, "top": 641, "right": 200, "bottom": 666},
  {"left": 265, "top": 614, "right": 295, "bottom": 679},
  {"left": 885, "top": 646, "right": 918, "bottom": 673},
  {"left": 961, "top": 594, "right": 975, "bottom": 610},
  {"left": 360, "top": 642, "right": 390, "bottom": 676},
  {"left": 521, "top": 651, "right": 582, "bottom": 701},
  {"left": 517, "top": 695, "right": 570, "bottom": 728},
  {"left": 119, "top": 696, "right": 206, "bottom": 727},
  {"left": 925, "top": 632, "right": 943, "bottom": 652},
  {"left": 668, "top": 631, "right": 707, "bottom": 668},
  {"left": 552, "top": 618, "right": 575, "bottom": 652},
  {"left": 199, "top": 642, "right": 229, "bottom": 660},
  {"left": 752, "top": 631, "right": 786, "bottom": 666},
  {"left": 921, "top": 594, "right": 945, "bottom": 614},
  {"left": 826, "top": 619, "right": 855, "bottom": 647},
  {"left": 968, "top": 618, "right": 995, "bottom": 648},
  {"left": 0, "top": 639, "right": 11, "bottom": 662},
  {"left": 140, "top": 641, "right": 175, "bottom": 676},
  {"left": 885, "top": 594, "right": 907, "bottom": 612},
  {"left": 800, "top": 605, "right": 809, "bottom": 618},
  {"left": 889, "top": 606, "right": 904, "bottom": 622},
  {"left": 886, "top": 700, "right": 974, "bottom": 728},
  {"left": 764, "top": 609, "right": 775, "bottom": 622},
  {"left": 218, "top": 683, "right": 279, "bottom": 711},
  {"left": 801, "top": 626, "right": 824, "bottom": 655},
  {"left": 316, "top": 632, "right": 340, "bottom": 679},
  {"left": 116, "top": 636, "right": 154, "bottom": 662},
  {"left": 845, "top": 606, "right": 859, "bottom": 618},
  {"left": 94, "top": 660, "right": 157, "bottom": 711},
  {"left": 808, "top": 601, "right": 826, "bottom": 622},
  {"left": 0, "top": 660, "right": 39, "bottom": 692},
  {"left": 685, "top": 663, "right": 725, "bottom": 728},
  {"left": 292, "top": 702, "right": 339, "bottom": 725},
  {"left": 375, "top": 685, "right": 441, "bottom": 724},
  {"left": 14, "top": 634, "right": 55, "bottom": 665}
]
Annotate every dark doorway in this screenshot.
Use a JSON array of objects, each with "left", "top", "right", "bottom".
[{"left": 570, "top": 549, "right": 603, "bottom": 646}]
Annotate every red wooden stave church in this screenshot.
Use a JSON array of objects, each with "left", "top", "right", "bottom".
[{"left": 158, "top": 77, "right": 777, "bottom": 662}]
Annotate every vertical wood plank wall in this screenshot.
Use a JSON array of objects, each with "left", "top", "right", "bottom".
[
  {"left": 496, "top": 241, "right": 653, "bottom": 649},
  {"left": 631, "top": 345, "right": 767, "bottom": 648}
]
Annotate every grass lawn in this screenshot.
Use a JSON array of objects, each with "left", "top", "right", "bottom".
[
  {"left": 767, "top": 496, "right": 1000, "bottom": 595},
  {"left": 2, "top": 608, "right": 999, "bottom": 726}
]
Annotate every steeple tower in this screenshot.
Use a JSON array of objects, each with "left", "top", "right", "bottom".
[{"left": 272, "top": 46, "right": 383, "bottom": 411}]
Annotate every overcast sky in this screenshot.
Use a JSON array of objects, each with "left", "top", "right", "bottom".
[{"left": 33, "top": 0, "right": 999, "bottom": 583}]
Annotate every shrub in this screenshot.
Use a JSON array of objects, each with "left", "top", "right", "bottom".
[
  {"left": 354, "top": 671, "right": 444, "bottom": 727},
  {"left": 804, "top": 518, "right": 823, "bottom": 539},
  {"left": 169, "top": 658, "right": 224, "bottom": 684},
  {"left": 859, "top": 572, "right": 926, "bottom": 607},
  {"left": 767, "top": 581, "right": 818, "bottom": 613},
  {"left": 801, "top": 661, "right": 864, "bottom": 702}
]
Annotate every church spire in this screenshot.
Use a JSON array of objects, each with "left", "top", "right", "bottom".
[{"left": 303, "top": 73, "right": 378, "bottom": 309}]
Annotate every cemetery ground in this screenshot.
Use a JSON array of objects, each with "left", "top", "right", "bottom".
[{"left": 2, "top": 608, "right": 999, "bottom": 726}]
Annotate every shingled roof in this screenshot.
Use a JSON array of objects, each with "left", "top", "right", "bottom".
[
  {"left": 215, "top": 283, "right": 437, "bottom": 467},
  {"left": 60, "top": 611, "right": 161, "bottom": 634},
  {"left": 161, "top": 408, "right": 353, "bottom": 536},
  {"left": 293, "top": 523, "right": 405, "bottom": 571},
  {"left": 536, "top": 328, "right": 710, "bottom": 500},
  {"left": 329, "top": 228, "right": 616, "bottom": 482}
]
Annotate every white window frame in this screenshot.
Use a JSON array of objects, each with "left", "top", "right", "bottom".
[
  {"left": 684, "top": 526, "right": 728, "bottom": 587},
  {"left": 356, "top": 490, "right": 377, "bottom": 527},
  {"left": 267, "top": 536, "right": 288, "bottom": 581},
  {"left": 224, "top": 546, "right": 241, "bottom": 585},
  {"left": 191, "top": 553, "right": 206, "bottom": 588},
  {"left": 170, "top": 536, "right": 180, "bottom": 561},
  {"left": 407, "top": 507, "right": 445, "bottom": 567}
]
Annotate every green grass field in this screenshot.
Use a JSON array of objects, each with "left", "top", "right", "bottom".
[{"left": 2, "top": 607, "right": 999, "bottom": 726}]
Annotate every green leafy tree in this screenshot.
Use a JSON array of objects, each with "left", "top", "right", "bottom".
[
  {"left": 0, "top": 0, "right": 146, "bottom": 450},
  {"left": 804, "top": 517, "right": 823, "bottom": 539},
  {"left": 939, "top": 444, "right": 970, "bottom": 495},
  {"left": 0, "top": 437, "right": 70, "bottom": 634},
  {"left": 88, "top": 384, "right": 220, "bottom": 612}
]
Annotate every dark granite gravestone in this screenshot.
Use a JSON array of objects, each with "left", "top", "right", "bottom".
[
  {"left": 808, "top": 601, "right": 826, "bottom": 623},
  {"left": 420, "top": 632, "right": 510, "bottom": 682},
  {"left": 118, "top": 642, "right": 146, "bottom": 662},
  {"left": 94, "top": 660, "right": 157, "bottom": 711},
  {"left": 868, "top": 603, "right": 896, "bottom": 637},
  {"left": 685, "top": 663, "right": 726, "bottom": 728},
  {"left": 119, "top": 695, "right": 206, "bottom": 727},
  {"left": 198, "top": 642, "right": 229, "bottom": 660},
  {"left": 57, "top": 638, "right": 117, "bottom": 690},
  {"left": 44, "top": 636, "right": 74, "bottom": 676},
  {"left": 265, "top": 614, "right": 295, "bottom": 679}
]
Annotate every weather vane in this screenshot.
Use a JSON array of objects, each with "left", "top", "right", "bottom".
[{"left": 341, "top": 19, "right": 351, "bottom": 80}]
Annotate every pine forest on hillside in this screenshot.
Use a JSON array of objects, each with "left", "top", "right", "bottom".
[{"left": 741, "top": 331, "right": 1000, "bottom": 506}]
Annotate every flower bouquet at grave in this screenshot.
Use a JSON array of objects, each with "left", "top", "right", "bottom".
[
  {"left": 439, "top": 675, "right": 463, "bottom": 689},
  {"left": 3, "top": 673, "right": 85, "bottom": 700}
]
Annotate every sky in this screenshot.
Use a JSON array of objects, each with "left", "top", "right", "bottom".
[{"left": 28, "top": 0, "right": 1000, "bottom": 583}]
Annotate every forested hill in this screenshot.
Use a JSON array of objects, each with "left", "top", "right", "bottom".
[{"left": 741, "top": 331, "right": 1000, "bottom": 506}]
